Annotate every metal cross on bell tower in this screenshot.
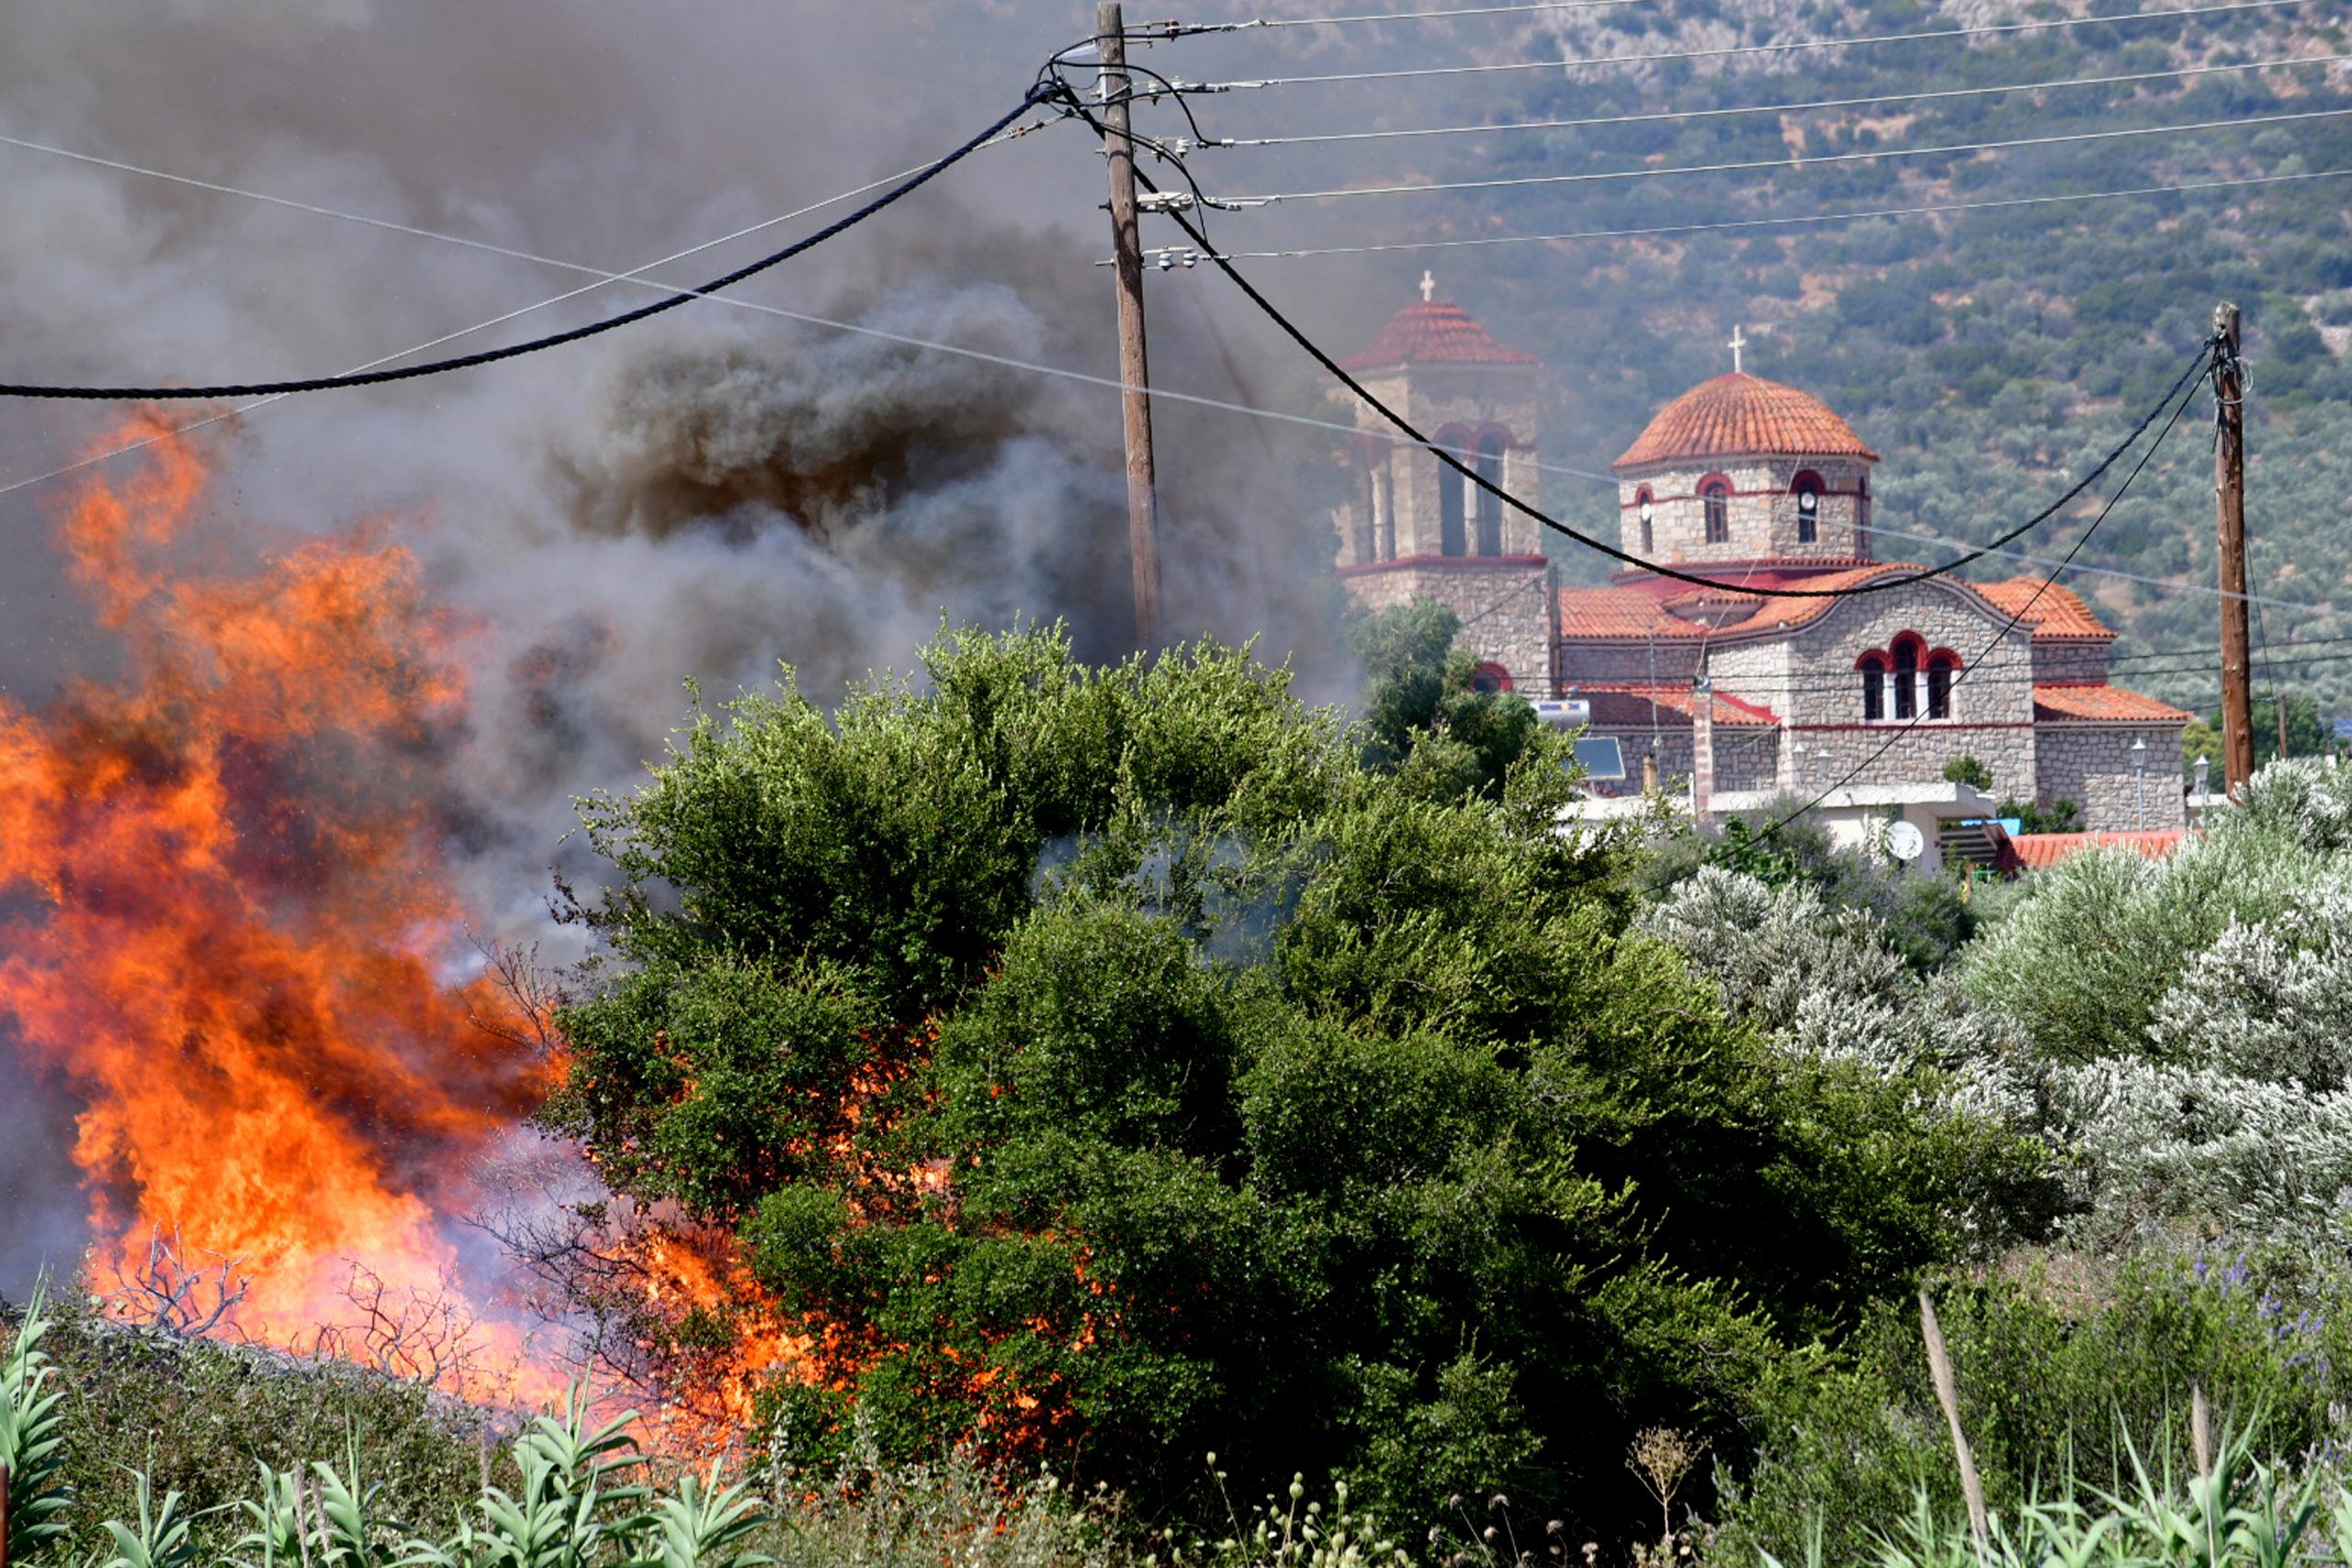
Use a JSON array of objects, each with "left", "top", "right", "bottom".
[{"left": 1728, "top": 324, "right": 1747, "bottom": 374}]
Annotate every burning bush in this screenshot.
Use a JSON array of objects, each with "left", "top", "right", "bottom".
[{"left": 541, "top": 625, "right": 2046, "bottom": 1540}]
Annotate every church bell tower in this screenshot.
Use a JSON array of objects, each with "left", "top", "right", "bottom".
[{"left": 1329, "top": 275, "right": 1555, "bottom": 695}]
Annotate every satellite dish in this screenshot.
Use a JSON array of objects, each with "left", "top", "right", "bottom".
[{"left": 1885, "top": 820, "right": 1926, "bottom": 863}]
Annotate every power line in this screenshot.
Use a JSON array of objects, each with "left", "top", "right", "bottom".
[
  {"left": 1120, "top": 133, "right": 2216, "bottom": 601},
  {"left": 1213, "top": 104, "right": 2352, "bottom": 205},
  {"left": 1174, "top": 0, "right": 1654, "bottom": 32},
  {"left": 1762, "top": 358, "right": 2207, "bottom": 831},
  {"left": 1863, "top": 523, "right": 2330, "bottom": 613},
  {"left": 0, "top": 89, "right": 1054, "bottom": 400},
  {"left": 2, "top": 157, "right": 2295, "bottom": 630},
  {"left": 5, "top": 85, "right": 2303, "bottom": 632},
  {"left": 1209, "top": 50, "right": 2352, "bottom": 146},
  {"left": 1194, "top": 163, "right": 2352, "bottom": 258},
  {"left": 1193, "top": 0, "right": 2314, "bottom": 90}
]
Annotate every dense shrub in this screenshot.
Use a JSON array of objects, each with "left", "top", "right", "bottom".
[
  {"left": 543, "top": 625, "right": 2026, "bottom": 1541},
  {"left": 1714, "top": 1254, "right": 2352, "bottom": 1567}
]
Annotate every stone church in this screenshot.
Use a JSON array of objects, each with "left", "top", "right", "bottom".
[{"left": 1329, "top": 281, "right": 2190, "bottom": 833}]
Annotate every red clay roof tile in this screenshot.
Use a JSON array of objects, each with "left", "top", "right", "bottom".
[
  {"left": 2011, "top": 830, "right": 2187, "bottom": 869},
  {"left": 1340, "top": 299, "right": 1542, "bottom": 372},
  {"left": 1974, "top": 579, "right": 2115, "bottom": 640},
  {"left": 1577, "top": 682, "right": 1780, "bottom": 726},
  {"left": 2031, "top": 683, "right": 2196, "bottom": 723},
  {"left": 1614, "top": 373, "right": 1878, "bottom": 468}
]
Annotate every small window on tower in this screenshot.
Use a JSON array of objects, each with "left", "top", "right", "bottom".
[
  {"left": 1473, "top": 432, "right": 1507, "bottom": 555},
  {"left": 1701, "top": 478, "right": 1731, "bottom": 545},
  {"left": 1437, "top": 427, "right": 1469, "bottom": 556},
  {"left": 1635, "top": 487, "right": 1656, "bottom": 556},
  {"left": 1792, "top": 472, "right": 1823, "bottom": 545}
]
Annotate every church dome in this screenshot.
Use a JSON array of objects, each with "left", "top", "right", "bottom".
[
  {"left": 1612, "top": 372, "right": 1877, "bottom": 470},
  {"left": 1340, "top": 290, "right": 1541, "bottom": 373}
]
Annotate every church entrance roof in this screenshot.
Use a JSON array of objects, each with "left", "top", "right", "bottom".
[{"left": 1613, "top": 372, "right": 1878, "bottom": 469}]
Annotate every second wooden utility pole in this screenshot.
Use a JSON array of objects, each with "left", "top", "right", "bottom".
[
  {"left": 2213, "top": 302, "right": 2255, "bottom": 798},
  {"left": 1098, "top": 1, "right": 1162, "bottom": 649}
]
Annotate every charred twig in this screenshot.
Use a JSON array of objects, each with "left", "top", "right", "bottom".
[{"left": 103, "top": 1227, "right": 249, "bottom": 1339}]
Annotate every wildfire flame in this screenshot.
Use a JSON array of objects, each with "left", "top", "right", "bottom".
[{"left": 0, "top": 414, "right": 541, "bottom": 1368}]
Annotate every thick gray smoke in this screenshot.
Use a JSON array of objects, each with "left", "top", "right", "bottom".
[
  {"left": 0, "top": 0, "right": 2075, "bottom": 1304},
  {"left": 0, "top": 0, "right": 1418, "bottom": 1299}
]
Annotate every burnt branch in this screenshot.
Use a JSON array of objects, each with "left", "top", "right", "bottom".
[{"left": 103, "top": 1226, "right": 250, "bottom": 1339}]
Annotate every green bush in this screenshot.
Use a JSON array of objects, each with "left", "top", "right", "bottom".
[
  {"left": 4, "top": 1285, "right": 491, "bottom": 1563},
  {"left": 1715, "top": 1251, "right": 2352, "bottom": 1567},
  {"left": 545, "top": 625, "right": 2019, "bottom": 1540}
]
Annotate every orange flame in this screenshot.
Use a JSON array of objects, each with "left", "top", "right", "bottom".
[{"left": 0, "top": 414, "right": 540, "bottom": 1366}]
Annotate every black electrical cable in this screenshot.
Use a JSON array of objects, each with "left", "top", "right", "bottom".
[
  {"left": 0, "top": 88, "right": 1053, "bottom": 401},
  {"left": 1046, "top": 75, "right": 2217, "bottom": 603},
  {"left": 1158, "top": 195, "right": 2208, "bottom": 598},
  {"left": 1758, "top": 356, "right": 2208, "bottom": 833}
]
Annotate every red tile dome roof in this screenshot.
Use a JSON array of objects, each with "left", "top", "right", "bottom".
[
  {"left": 1613, "top": 373, "right": 1877, "bottom": 469},
  {"left": 1340, "top": 298, "right": 1541, "bottom": 373}
]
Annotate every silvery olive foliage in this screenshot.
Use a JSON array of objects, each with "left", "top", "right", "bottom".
[
  {"left": 1644, "top": 762, "right": 2352, "bottom": 1256},
  {"left": 1638, "top": 867, "right": 2036, "bottom": 1128},
  {"left": 1646, "top": 768, "right": 2352, "bottom": 1256}
]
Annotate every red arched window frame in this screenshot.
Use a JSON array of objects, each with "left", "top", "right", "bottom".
[
  {"left": 1698, "top": 474, "right": 1732, "bottom": 545},
  {"left": 1790, "top": 469, "right": 1825, "bottom": 545},
  {"left": 1858, "top": 652, "right": 1888, "bottom": 722},
  {"left": 1925, "top": 648, "right": 1961, "bottom": 720},
  {"left": 1469, "top": 660, "right": 1514, "bottom": 694},
  {"left": 1889, "top": 633, "right": 1925, "bottom": 720},
  {"left": 1633, "top": 485, "right": 1656, "bottom": 556}
]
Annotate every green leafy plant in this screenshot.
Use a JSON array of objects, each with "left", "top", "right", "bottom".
[{"left": 0, "top": 1281, "right": 74, "bottom": 1564}]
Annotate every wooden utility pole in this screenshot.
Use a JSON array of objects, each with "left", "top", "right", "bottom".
[
  {"left": 2278, "top": 693, "right": 2291, "bottom": 762},
  {"left": 1097, "top": 1, "right": 1162, "bottom": 648},
  {"left": 2214, "top": 302, "right": 2255, "bottom": 798}
]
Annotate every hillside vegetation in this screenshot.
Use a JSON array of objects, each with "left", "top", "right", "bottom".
[{"left": 1235, "top": 0, "right": 2352, "bottom": 715}]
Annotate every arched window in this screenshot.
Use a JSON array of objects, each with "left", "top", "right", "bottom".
[
  {"left": 1437, "top": 428, "right": 1468, "bottom": 557},
  {"left": 1700, "top": 477, "right": 1731, "bottom": 545},
  {"left": 1792, "top": 471, "right": 1824, "bottom": 545},
  {"left": 1473, "top": 431, "right": 1507, "bottom": 555},
  {"left": 1856, "top": 473, "right": 1872, "bottom": 557},
  {"left": 1469, "top": 660, "right": 1513, "bottom": 694},
  {"left": 1926, "top": 649, "right": 1960, "bottom": 720},
  {"left": 1891, "top": 636, "right": 1921, "bottom": 720},
  {"left": 1372, "top": 468, "right": 1395, "bottom": 560},
  {"left": 1635, "top": 487, "right": 1656, "bottom": 556},
  {"left": 1859, "top": 653, "right": 1887, "bottom": 722}
]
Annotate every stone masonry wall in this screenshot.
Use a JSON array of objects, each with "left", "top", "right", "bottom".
[
  {"left": 2037, "top": 723, "right": 2188, "bottom": 831},
  {"left": 1343, "top": 561, "right": 1555, "bottom": 696},
  {"left": 1712, "top": 578, "right": 2037, "bottom": 727},
  {"left": 1338, "top": 367, "right": 1543, "bottom": 560},
  {"left": 1564, "top": 640, "right": 1707, "bottom": 686},
  {"left": 2033, "top": 643, "right": 2113, "bottom": 683},
  {"left": 1615, "top": 456, "right": 1872, "bottom": 567},
  {"left": 1699, "top": 579, "right": 2041, "bottom": 795}
]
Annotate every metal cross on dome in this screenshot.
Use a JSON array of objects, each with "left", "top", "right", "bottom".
[
  {"left": 1420, "top": 270, "right": 1436, "bottom": 303},
  {"left": 1728, "top": 324, "right": 1747, "bottom": 374}
]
